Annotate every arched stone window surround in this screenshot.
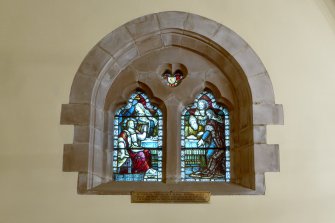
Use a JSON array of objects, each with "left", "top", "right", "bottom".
[{"left": 60, "top": 11, "right": 283, "bottom": 195}]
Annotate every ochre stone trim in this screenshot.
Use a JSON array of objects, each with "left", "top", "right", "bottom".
[{"left": 61, "top": 11, "right": 284, "bottom": 195}]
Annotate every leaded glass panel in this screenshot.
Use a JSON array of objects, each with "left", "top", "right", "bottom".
[
  {"left": 113, "top": 91, "right": 163, "bottom": 182},
  {"left": 181, "top": 91, "right": 230, "bottom": 182}
]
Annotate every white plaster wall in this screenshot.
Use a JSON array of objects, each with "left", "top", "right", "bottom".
[{"left": 0, "top": 0, "right": 334, "bottom": 222}]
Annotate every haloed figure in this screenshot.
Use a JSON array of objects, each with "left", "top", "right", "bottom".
[
  {"left": 191, "top": 109, "right": 226, "bottom": 178},
  {"left": 185, "top": 115, "right": 204, "bottom": 139},
  {"left": 194, "top": 99, "right": 209, "bottom": 127}
]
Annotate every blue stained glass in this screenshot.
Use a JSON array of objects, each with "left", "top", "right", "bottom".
[
  {"left": 181, "top": 90, "right": 230, "bottom": 182},
  {"left": 112, "top": 91, "right": 163, "bottom": 182}
]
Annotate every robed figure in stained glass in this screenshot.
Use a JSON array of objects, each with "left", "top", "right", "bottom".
[
  {"left": 181, "top": 91, "right": 230, "bottom": 182},
  {"left": 113, "top": 91, "right": 163, "bottom": 182}
]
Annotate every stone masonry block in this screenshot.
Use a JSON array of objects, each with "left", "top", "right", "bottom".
[
  {"left": 94, "top": 108, "right": 105, "bottom": 131},
  {"left": 114, "top": 43, "right": 139, "bottom": 69},
  {"left": 234, "top": 47, "right": 267, "bottom": 77},
  {"left": 253, "top": 104, "right": 284, "bottom": 125},
  {"left": 184, "top": 13, "right": 221, "bottom": 39},
  {"left": 99, "top": 26, "right": 134, "bottom": 56},
  {"left": 95, "top": 82, "right": 110, "bottom": 110},
  {"left": 125, "top": 14, "right": 160, "bottom": 39},
  {"left": 74, "top": 125, "right": 90, "bottom": 143},
  {"left": 212, "top": 25, "right": 248, "bottom": 56},
  {"left": 254, "top": 173, "right": 265, "bottom": 194},
  {"left": 161, "top": 32, "right": 183, "bottom": 47},
  {"left": 70, "top": 73, "right": 96, "bottom": 104},
  {"left": 78, "top": 46, "right": 112, "bottom": 77},
  {"left": 77, "top": 173, "right": 88, "bottom": 194},
  {"left": 60, "top": 104, "right": 90, "bottom": 125},
  {"left": 63, "top": 144, "right": 89, "bottom": 172},
  {"left": 254, "top": 125, "right": 267, "bottom": 144},
  {"left": 135, "top": 34, "right": 163, "bottom": 55},
  {"left": 157, "top": 11, "right": 188, "bottom": 30},
  {"left": 248, "top": 72, "right": 275, "bottom": 104},
  {"left": 254, "top": 144, "right": 280, "bottom": 173}
]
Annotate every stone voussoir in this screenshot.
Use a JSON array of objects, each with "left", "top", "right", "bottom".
[
  {"left": 248, "top": 72, "right": 275, "bottom": 104},
  {"left": 78, "top": 46, "right": 112, "bottom": 77},
  {"left": 70, "top": 72, "right": 97, "bottom": 104},
  {"left": 135, "top": 33, "right": 164, "bottom": 55},
  {"left": 125, "top": 13, "right": 160, "bottom": 39},
  {"left": 184, "top": 13, "right": 221, "bottom": 40},
  {"left": 99, "top": 26, "right": 134, "bottom": 56},
  {"left": 234, "top": 47, "right": 267, "bottom": 77},
  {"left": 157, "top": 11, "right": 189, "bottom": 30},
  {"left": 212, "top": 25, "right": 249, "bottom": 56}
]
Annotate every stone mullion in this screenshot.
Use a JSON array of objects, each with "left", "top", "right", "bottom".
[{"left": 164, "top": 98, "right": 181, "bottom": 184}]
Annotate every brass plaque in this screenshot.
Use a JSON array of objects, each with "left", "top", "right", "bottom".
[{"left": 131, "top": 191, "right": 210, "bottom": 203}]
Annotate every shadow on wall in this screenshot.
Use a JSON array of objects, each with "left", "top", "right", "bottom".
[{"left": 315, "top": 0, "right": 335, "bottom": 33}]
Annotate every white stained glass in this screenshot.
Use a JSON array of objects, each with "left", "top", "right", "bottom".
[{"left": 114, "top": 119, "right": 118, "bottom": 125}]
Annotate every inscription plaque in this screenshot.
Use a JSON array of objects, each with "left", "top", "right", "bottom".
[{"left": 131, "top": 191, "right": 210, "bottom": 203}]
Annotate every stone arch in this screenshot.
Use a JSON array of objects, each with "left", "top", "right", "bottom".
[{"left": 61, "top": 11, "right": 283, "bottom": 195}]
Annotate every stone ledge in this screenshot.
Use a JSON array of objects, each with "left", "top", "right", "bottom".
[
  {"left": 60, "top": 104, "right": 90, "bottom": 125},
  {"left": 253, "top": 104, "right": 284, "bottom": 125},
  {"left": 254, "top": 144, "right": 280, "bottom": 173},
  {"left": 63, "top": 144, "right": 89, "bottom": 172}
]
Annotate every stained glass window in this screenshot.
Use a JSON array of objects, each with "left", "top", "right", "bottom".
[
  {"left": 181, "top": 91, "right": 230, "bottom": 182},
  {"left": 162, "top": 69, "right": 184, "bottom": 87},
  {"left": 113, "top": 91, "right": 163, "bottom": 182}
]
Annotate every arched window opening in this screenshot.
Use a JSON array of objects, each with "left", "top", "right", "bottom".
[
  {"left": 181, "top": 90, "right": 230, "bottom": 182},
  {"left": 60, "top": 12, "right": 283, "bottom": 195},
  {"left": 112, "top": 91, "right": 163, "bottom": 182}
]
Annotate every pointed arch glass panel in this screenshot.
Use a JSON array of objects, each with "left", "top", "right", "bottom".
[
  {"left": 112, "top": 91, "right": 163, "bottom": 182},
  {"left": 181, "top": 90, "right": 230, "bottom": 182}
]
